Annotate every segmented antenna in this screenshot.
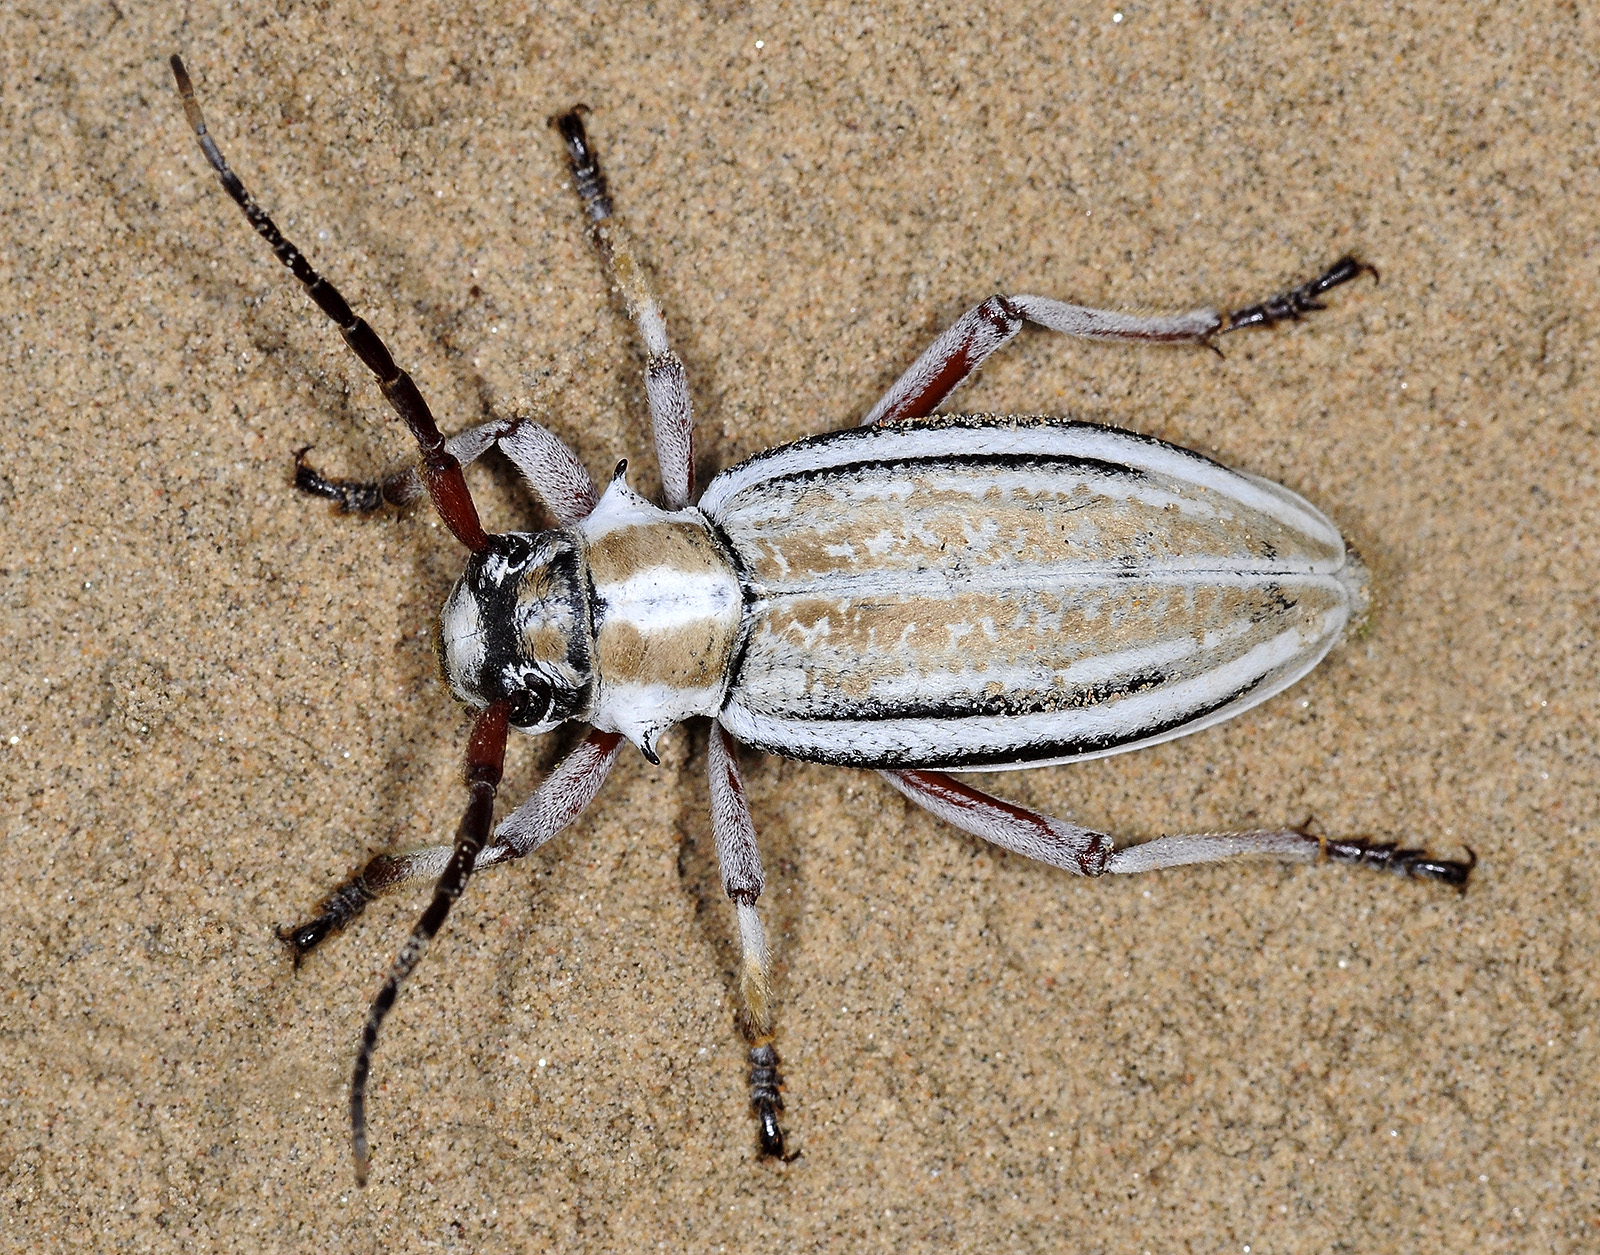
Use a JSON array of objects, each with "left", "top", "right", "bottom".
[
  {"left": 349, "top": 700, "right": 510, "bottom": 1185},
  {"left": 169, "top": 54, "right": 490, "bottom": 552}
]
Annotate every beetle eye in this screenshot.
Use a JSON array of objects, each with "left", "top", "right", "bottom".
[{"left": 508, "top": 681, "right": 555, "bottom": 731}]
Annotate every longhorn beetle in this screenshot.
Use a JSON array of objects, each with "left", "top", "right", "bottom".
[{"left": 171, "top": 55, "right": 1473, "bottom": 1185}]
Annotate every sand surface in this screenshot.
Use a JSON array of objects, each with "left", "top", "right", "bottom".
[{"left": 4, "top": 3, "right": 1598, "bottom": 1251}]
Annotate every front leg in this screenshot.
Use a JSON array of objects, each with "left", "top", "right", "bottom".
[
  {"left": 280, "top": 728, "right": 624, "bottom": 964},
  {"left": 296, "top": 414, "right": 599, "bottom": 526},
  {"left": 863, "top": 257, "right": 1380, "bottom": 425}
]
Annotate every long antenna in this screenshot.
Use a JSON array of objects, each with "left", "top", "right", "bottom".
[
  {"left": 170, "top": 54, "right": 489, "bottom": 552},
  {"left": 349, "top": 700, "right": 510, "bottom": 1185}
]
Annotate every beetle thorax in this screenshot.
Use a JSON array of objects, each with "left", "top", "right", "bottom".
[{"left": 576, "top": 473, "right": 745, "bottom": 761}]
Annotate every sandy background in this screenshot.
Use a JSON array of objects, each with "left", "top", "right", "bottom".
[{"left": 4, "top": 1, "right": 1597, "bottom": 1251}]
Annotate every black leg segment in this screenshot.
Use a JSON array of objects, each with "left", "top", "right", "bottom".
[
  {"left": 1221, "top": 256, "right": 1380, "bottom": 336},
  {"left": 293, "top": 447, "right": 415, "bottom": 514},
  {"left": 552, "top": 107, "right": 614, "bottom": 223}
]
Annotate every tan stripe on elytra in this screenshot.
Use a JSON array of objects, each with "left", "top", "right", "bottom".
[
  {"left": 735, "top": 578, "right": 1348, "bottom": 719},
  {"left": 728, "top": 464, "right": 1341, "bottom": 591}
]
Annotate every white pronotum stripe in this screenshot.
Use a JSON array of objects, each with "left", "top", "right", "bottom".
[{"left": 597, "top": 566, "right": 741, "bottom": 631}]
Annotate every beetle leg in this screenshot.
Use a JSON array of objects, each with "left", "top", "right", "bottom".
[
  {"left": 863, "top": 293, "right": 1224, "bottom": 424},
  {"left": 293, "top": 446, "right": 421, "bottom": 514},
  {"left": 292, "top": 419, "right": 519, "bottom": 515},
  {"left": 881, "top": 768, "right": 1113, "bottom": 875},
  {"left": 883, "top": 769, "right": 1475, "bottom": 888},
  {"left": 295, "top": 415, "right": 599, "bottom": 526},
  {"left": 553, "top": 108, "right": 695, "bottom": 511},
  {"left": 708, "top": 723, "right": 796, "bottom": 1160},
  {"left": 496, "top": 418, "right": 601, "bottom": 524},
  {"left": 861, "top": 296, "right": 1027, "bottom": 426},
  {"left": 863, "top": 257, "right": 1377, "bottom": 424},
  {"left": 1218, "top": 256, "right": 1379, "bottom": 336},
  {"left": 1105, "top": 830, "right": 1474, "bottom": 887},
  {"left": 278, "top": 728, "right": 624, "bottom": 965}
]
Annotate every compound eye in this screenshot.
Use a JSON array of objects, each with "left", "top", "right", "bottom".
[{"left": 508, "top": 682, "right": 556, "bottom": 731}]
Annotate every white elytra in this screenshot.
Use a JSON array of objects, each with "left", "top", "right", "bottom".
[{"left": 701, "top": 414, "right": 1364, "bottom": 770}]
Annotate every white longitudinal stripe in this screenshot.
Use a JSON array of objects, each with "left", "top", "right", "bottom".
[
  {"left": 596, "top": 566, "right": 741, "bottom": 631},
  {"left": 698, "top": 419, "right": 1341, "bottom": 549},
  {"left": 808, "top": 627, "right": 1216, "bottom": 710},
  {"left": 719, "top": 461, "right": 1252, "bottom": 537},
  {"left": 719, "top": 612, "right": 1346, "bottom": 769},
  {"left": 730, "top": 461, "right": 1229, "bottom": 524},
  {"left": 756, "top": 565, "right": 1345, "bottom": 601}
]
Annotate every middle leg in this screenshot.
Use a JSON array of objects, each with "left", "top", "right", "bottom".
[
  {"left": 707, "top": 722, "right": 792, "bottom": 1158},
  {"left": 554, "top": 109, "right": 696, "bottom": 510}
]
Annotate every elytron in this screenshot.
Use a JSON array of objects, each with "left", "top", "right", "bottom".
[{"left": 171, "top": 55, "right": 1472, "bottom": 1184}]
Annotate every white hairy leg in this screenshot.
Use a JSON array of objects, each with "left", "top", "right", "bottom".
[
  {"left": 279, "top": 728, "right": 625, "bottom": 963},
  {"left": 297, "top": 414, "right": 599, "bottom": 526},
  {"left": 554, "top": 110, "right": 695, "bottom": 510},
  {"left": 707, "top": 723, "right": 790, "bottom": 1158},
  {"left": 863, "top": 258, "right": 1379, "bottom": 425},
  {"left": 881, "top": 768, "right": 1473, "bottom": 885}
]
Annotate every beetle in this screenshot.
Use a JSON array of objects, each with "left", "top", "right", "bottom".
[{"left": 171, "top": 56, "right": 1473, "bottom": 1184}]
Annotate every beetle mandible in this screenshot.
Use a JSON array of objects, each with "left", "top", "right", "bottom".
[{"left": 171, "top": 56, "right": 1473, "bottom": 1185}]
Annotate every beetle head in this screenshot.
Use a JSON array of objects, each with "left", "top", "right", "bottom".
[{"left": 439, "top": 531, "right": 592, "bottom": 733}]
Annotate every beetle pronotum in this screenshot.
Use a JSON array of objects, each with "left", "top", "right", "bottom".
[{"left": 172, "top": 56, "right": 1473, "bottom": 1184}]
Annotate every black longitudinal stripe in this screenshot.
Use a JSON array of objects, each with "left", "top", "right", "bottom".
[
  {"left": 710, "top": 413, "right": 1230, "bottom": 495},
  {"left": 700, "top": 513, "right": 763, "bottom": 700},
  {"left": 739, "top": 449, "right": 1148, "bottom": 496},
  {"left": 765, "top": 669, "right": 1172, "bottom": 724},
  {"left": 736, "top": 675, "right": 1268, "bottom": 770}
]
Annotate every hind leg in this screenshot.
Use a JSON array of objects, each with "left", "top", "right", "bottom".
[{"left": 862, "top": 257, "right": 1380, "bottom": 425}]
